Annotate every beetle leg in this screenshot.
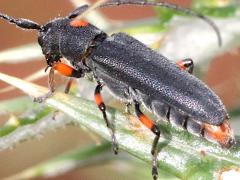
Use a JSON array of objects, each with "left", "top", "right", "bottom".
[
  {"left": 50, "top": 78, "right": 74, "bottom": 120},
  {"left": 125, "top": 102, "right": 132, "bottom": 114},
  {"left": 34, "top": 66, "right": 56, "bottom": 103},
  {"left": 34, "top": 62, "right": 83, "bottom": 103},
  {"left": 176, "top": 58, "right": 194, "bottom": 74},
  {"left": 51, "top": 62, "right": 84, "bottom": 78},
  {"left": 134, "top": 101, "right": 160, "bottom": 180},
  {"left": 94, "top": 83, "right": 118, "bottom": 154},
  {"left": 64, "top": 78, "right": 74, "bottom": 94}
]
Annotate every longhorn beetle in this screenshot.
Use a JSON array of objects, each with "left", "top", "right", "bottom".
[{"left": 0, "top": 1, "right": 236, "bottom": 179}]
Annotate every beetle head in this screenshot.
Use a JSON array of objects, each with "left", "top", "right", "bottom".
[
  {"left": 38, "top": 19, "right": 65, "bottom": 66},
  {"left": 0, "top": 12, "right": 62, "bottom": 66},
  {"left": 37, "top": 4, "right": 89, "bottom": 66}
]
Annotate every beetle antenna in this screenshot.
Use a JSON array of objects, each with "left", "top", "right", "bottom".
[
  {"left": 99, "top": 0, "right": 222, "bottom": 47},
  {"left": 0, "top": 13, "right": 41, "bottom": 30},
  {"left": 69, "top": 0, "right": 108, "bottom": 20},
  {"left": 68, "top": 4, "right": 89, "bottom": 19}
]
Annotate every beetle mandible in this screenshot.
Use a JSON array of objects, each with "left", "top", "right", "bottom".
[{"left": 0, "top": 1, "right": 235, "bottom": 179}]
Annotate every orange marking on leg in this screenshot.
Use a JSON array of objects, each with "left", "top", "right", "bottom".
[
  {"left": 70, "top": 20, "right": 88, "bottom": 27},
  {"left": 176, "top": 60, "right": 186, "bottom": 70},
  {"left": 204, "top": 120, "right": 235, "bottom": 148},
  {"left": 53, "top": 63, "right": 73, "bottom": 77},
  {"left": 139, "top": 114, "right": 154, "bottom": 129},
  {"left": 95, "top": 93, "right": 103, "bottom": 106}
]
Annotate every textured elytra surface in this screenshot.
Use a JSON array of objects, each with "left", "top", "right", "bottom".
[{"left": 89, "top": 32, "right": 227, "bottom": 126}]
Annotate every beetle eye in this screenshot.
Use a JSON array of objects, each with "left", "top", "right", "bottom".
[
  {"left": 52, "top": 53, "right": 61, "bottom": 60},
  {"left": 46, "top": 53, "right": 61, "bottom": 63}
]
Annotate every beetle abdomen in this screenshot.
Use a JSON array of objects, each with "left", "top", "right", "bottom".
[{"left": 136, "top": 89, "right": 203, "bottom": 135}]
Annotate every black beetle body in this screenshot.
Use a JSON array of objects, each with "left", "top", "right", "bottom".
[
  {"left": 89, "top": 32, "right": 226, "bottom": 125},
  {"left": 39, "top": 17, "right": 228, "bottom": 128}
]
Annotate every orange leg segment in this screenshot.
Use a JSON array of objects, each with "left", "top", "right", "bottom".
[
  {"left": 176, "top": 58, "right": 194, "bottom": 74},
  {"left": 94, "top": 83, "right": 118, "bottom": 154},
  {"left": 53, "top": 62, "right": 83, "bottom": 78},
  {"left": 134, "top": 102, "right": 160, "bottom": 180},
  {"left": 34, "top": 62, "right": 83, "bottom": 103}
]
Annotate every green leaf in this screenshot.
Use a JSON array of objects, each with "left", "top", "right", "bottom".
[
  {"left": 155, "top": 7, "right": 176, "bottom": 26},
  {"left": 0, "top": 72, "right": 240, "bottom": 179},
  {"left": 230, "top": 108, "right": 240, "bottom": 118},
  {"left": 0, "top": 96, "right": 34, "bottom": 115},
  {"left": 0, "top": 107, "right": 51, "bottom": 137},
  {"left": 192, "top": 0, "right": 239, "bottom": 17},
  {"left": 155, "top": 0, "right": 239, "bottom": 25},
  {"left": 195, "top": 6, "right": 238, "bottom": 17}
]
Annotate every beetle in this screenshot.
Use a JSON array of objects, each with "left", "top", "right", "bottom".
[{"left": 0, "top": 0, "right": 235, "bottom": 179}]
